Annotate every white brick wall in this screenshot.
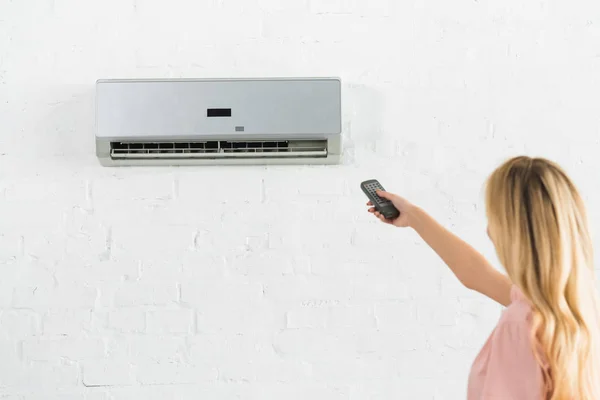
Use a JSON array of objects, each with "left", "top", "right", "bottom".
[{"left": 1, "top": 0, "right": 599, "bottom": 398}]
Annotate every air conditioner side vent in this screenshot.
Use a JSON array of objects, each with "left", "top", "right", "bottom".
[{"left": 110, "top": 140, "right": 328, "bottom": 160}]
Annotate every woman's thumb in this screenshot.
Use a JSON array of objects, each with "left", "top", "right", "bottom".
[{"left": 376, "top": 190, "right": 392, "bottom": 199}]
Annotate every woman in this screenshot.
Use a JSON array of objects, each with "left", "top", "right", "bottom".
[{"left": 367, "top": 156, "right": 600, "bottom": 399}]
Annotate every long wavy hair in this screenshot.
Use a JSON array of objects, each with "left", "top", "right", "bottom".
[{"left": 485, "top": 156, "right": 600, "bottom": 399}]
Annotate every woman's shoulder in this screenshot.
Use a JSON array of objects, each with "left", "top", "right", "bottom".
[
  {"left": 498, "top": 285, "right": 533, "bottom": 326},
  {"left": 509, "top": 284, "right": 529, "bottom": 304}
]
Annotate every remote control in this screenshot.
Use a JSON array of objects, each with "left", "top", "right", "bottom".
[{"left": 361, "top": 179, "right": 400, "bottom": 220}]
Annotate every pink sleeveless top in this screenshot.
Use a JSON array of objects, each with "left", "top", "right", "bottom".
[{"left": 467, "top": 285, "right": 546, "bottom": 399}]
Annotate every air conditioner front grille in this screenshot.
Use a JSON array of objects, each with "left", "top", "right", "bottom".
[{"left": 110, "top": 140, "right": 328, "bottom": 159}]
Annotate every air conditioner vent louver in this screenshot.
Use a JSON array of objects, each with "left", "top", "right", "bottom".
[{"left": 110, "top": 140, "right": 328, "bottom": 160}]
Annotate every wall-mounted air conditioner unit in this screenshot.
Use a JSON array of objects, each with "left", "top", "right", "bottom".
[{"left": 95, "top": 78, "right": 342, "bottom": 166}]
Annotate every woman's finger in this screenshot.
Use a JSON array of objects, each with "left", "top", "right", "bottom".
[{"left": 374, "top": 211, "right": 389, "bottom": 223}]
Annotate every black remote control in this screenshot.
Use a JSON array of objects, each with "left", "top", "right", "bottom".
[{"left": 361, "top": 179, "right": 400, "bottom": 220}]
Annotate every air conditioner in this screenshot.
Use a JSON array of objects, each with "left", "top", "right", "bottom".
[{"left": 95, "top": 77, "right": 342, "bottom": 166}]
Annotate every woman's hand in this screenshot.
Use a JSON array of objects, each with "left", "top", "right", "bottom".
[{"left": 366, "top": 190, "right": 414, "bottom": 228}]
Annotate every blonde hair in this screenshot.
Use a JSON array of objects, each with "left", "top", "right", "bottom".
[{"left": 485, "top": 156, "right": 600, "bottom": 400}]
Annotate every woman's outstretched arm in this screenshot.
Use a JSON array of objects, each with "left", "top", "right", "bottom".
[{"left": 368, "top": 191, "right": 512, "bottom": 306}]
